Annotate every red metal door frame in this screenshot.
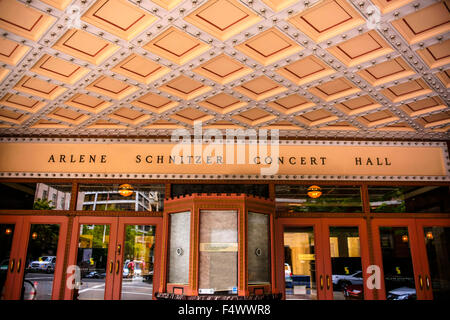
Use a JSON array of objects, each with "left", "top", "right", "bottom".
[
  {"left": 0, "top": 215, "right": 68, "bottom": 300},
  {"left": 414, "top": 218, "right": 450, "bottom": 300},
  {"left": 371, "top": 218, "right": 425, "bottom": 300},
  {"left": 275, "top": 218, "right": 326, "bottom": 300},
  {"left": 0, "top": 216, "right": 24, "bottom": 300},
  {"left": 64, "top": 216, "right": 119, "bottom": 300},
  {"left": 320, "top": 218, "right": 373, "bottom": 300},
  {"left": 112, "top": 217, "right": 163, "bottom": 300}
]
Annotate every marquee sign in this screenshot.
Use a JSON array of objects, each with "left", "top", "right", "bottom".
[{"left": 0, "top": 138, "right": 448, "bottom": 181}]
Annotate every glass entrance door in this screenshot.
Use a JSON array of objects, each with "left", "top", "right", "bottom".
[
  {"left": 66, "top": 217, "right": 161, "bottom": 300},
  {"left": 279, "top": 219, "right": 326, "bottom": 300},
  {"left": 372, "top": 219, "right": 424, "bottom": 300},
  {"left": 321, "top": 219, "right": 371, "bottom": 300},
  {"left": 415, "top": 219, "right": 450, "bottom": 300},
  {"left": 67, "top": 217, "right": 118, "bottom": 300},
  {"left": 280, "top": 218, "right": 371, "bottom": 300},
  {"left": 112, "top": 217, "right": 162, "bottom": 300},
  {"left": 0, "top": 216, "right": 23, "bottom": 300},
  {"left": 0, "top": 216, "right": 68, "bottom": 300}
]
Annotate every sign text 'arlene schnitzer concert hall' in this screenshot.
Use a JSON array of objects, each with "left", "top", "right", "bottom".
[{"left": 0, "top": 140, "right": 448, "bottom": 178}]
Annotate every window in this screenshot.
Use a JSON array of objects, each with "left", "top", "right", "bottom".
[
  {"left": 77, "top": 184, "right": 165, "bottom": 211},
  {"left": 168, "top": 211, "right": 190, "bottom": 285},
  {"left": 368, "top": 186, "right": 450, "bottom": 213},
  {"left": 0, "top": 183, "right": 71, "bottom": 210},
  {"left": 275, "top": 185, "right": 362, "bottom": 213}
]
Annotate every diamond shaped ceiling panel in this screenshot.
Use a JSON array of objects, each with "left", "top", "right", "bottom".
[
  {"left": 0, "top": 108, "right": 28, "bottom": 124},
  {"left": 52, "top": 29, "right": 120, "bottom": 65},
  {"left": 391, "top": 1, "right": 450, "bottom": 45},
  {"left": 276, "top": 55, "right": 335, "bottom": 86},
  {"left": 0, "top": 38, "right": 30, "bottom": 66},
  {"left": 0, "top": 93, "right": 46, "bottom": 113},
  {"left": 357, "top": 109, "right": 399, "bottom": 128},
  {"left": 199, "top": 92, "right": 246, "bottom": 114},
  {"left": 65, "top": 93, "right": 112, "bottom": 114},
  {"left": 296, "top": 108, "right": 339, "bottom": 127},
  {"left": 159, "top": 75, "right": 211, "bottom": 100},
  {"left": 356, "top": 57, "right": 415, "bottom": 86},
  {"left": 185, "top": 0, "right": 261, "bottom": 41},
  {"left": 13, "top": 76, "right": 66, "bottom": 100},
  {"left": 288, "top": 0, "right": 365, "bottom": 43},
  {"left": 0, "top": 0, "right": 56, "bottom": 41},
  {"left": 308, "top": 77, "right": 360, "bottom": 102},
  {"left": 232, "top": 107, "right": 276, "bottom": 126},
  {"left": 170, "top": 107, "right": 213, "bottom": 125},
  {"left": 111, "top": 53, "right": 170, "bottom": 84},
  {"left": 82, "top": 0, "right": 157, "bottom": 41},
  {"left": 48, "top": 107, "right": 89, "bottom": 125},
  {"left": 381, "top": 78, "right": 433, "bottom": 103},
  {"left": 334, "top": 95, "right": 381, "bottom": 116},
  {"left": 30, "top": 55, "right": 90, "bottom": 85},
  {"left": 234, "top": 76, "right": 287, "bottom": 101},
  {"left": 0, "top": 0, "right": 448, "bottom": 140},
  {"left": 235, "top": 27, "right": 303, "bottom": 66},
  {"left": 415, "top": 111, "right": 450, "bottom": 128},
  {"left": 131, "top": 92, "right": 178, "bottom": 114},
  {"left": 193, "top": 54, "right": 252, "bottom": 84},
  {"left": 416, "top": 39, "right": 450, "bottom": 69},
  {"left": 144, "top": 26, "right": 210, "bottom": 65},
  {"left": 327, "top": 30, "right": 394, "bottom": 67},
  {"left": 86, "top": 76, "right": 139, "bottom": 100},
  {"left": 267, "top": 94, "right": 314, "bottom": 114}
]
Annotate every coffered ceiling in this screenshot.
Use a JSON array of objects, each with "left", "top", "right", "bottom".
[{"left": 0, "top": 0, "right": 449, "bottom": 139}]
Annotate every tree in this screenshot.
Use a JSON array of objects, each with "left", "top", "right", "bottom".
[{"left": 33, "top": 198, "right": 55, "bottom": 210}]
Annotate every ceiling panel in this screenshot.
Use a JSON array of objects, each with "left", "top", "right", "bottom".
[{"left": 0, "top": 0, "right": 448, "bottom": 140}]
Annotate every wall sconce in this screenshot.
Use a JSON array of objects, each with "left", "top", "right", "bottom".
[
  {"left": 118, "top": 184, "right": 134, "bottom": 197},
  {"left": 307, "top": 185, "right": 322, "bottom": 199},
  {"left": 426, "top": 231, "right": 433, "bottom": 240},
  {"left": 402, "top": 234, "right": 409, "bottom": 242},
  {"left": 31, "top": 232, "right": 38, "bottom": 240},
  {"left": 5, "top": 228, "right": 12, "bottom": 235}
]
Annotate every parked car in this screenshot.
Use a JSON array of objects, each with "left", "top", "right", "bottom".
[
  {"left": 387, "top": 287, "right": 416, "bottom": 300},
  {"left": 27, "top": 256, "right": 56, "bottom": 273},
  {"left": 0, "top": 259, "right": 8, "bottom": 272},
  {"left": 332, "top": 271, "right": 364, "bottom": 288},
  {"left": 85, "top": 271, "right": 105, "bottom": 279},
  {"left": 343, "top": 284, "right": 364, "bottom": 299}
]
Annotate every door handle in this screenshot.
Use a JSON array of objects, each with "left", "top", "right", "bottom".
[
  {"left": 9, "top": 259, "right": 14, "bottom": 273},
  {"left": 320, "top": 275, "right": 324, "bottom": 290},
  {"left": 425, "top": 276, "right": 431, "bottom": 290},
  {"left": 418, "top": 275, "right": 423, "bottom": 290},
  {"left": 326, "top": 275, "right": 331, "bottom": 290},
  {"left": 17, "top": 259, "right": 21, "bottom": 273},
  {"left": 109, "top": 261, "right": 113, "bottom": 274},
  {"left": 115, "top": 260, "right": 120, "bottom": 275}
]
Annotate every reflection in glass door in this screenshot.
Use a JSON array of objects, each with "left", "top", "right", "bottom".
[
  {"left": 76, "top": 224, "right": 110, "bottom": 300},
  {"left": 22, "top": 224, "right": 60, "bottom": 300},
  {"left": 0, "top": 224, "right": 16, "bottom": 299},
  {"left": 120, "top": 225, "right": 155, "bottom": 300},
  {"left": 379, "top": 227, "right": 417, "bottom": 300},
  {"left": 283, "top": 227, "right": 317, "bottom": 300},
  {"left": 329, "top": 227, "right": 364, "bottom": 300},
  {"left": 421, "top": 226, "right": 450, "bottom": 300}
]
